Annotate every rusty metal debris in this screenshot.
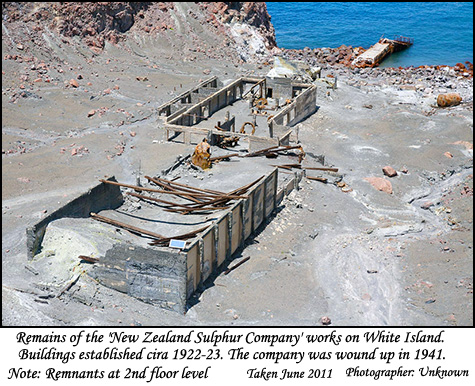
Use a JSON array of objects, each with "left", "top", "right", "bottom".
[
  {"left": 240, "top": 121, "right": 256, "bottom": 135},
  {"left": 209, "top": 153, "right": 240, "bottom": 162},
  {"left": 245, "top": 145, "right": 305, "bottom": 159},
  {"left": 217, "top": 134, "right": 240, "bottom": 148},
  {"left": 191, "top": 138, "right": 211, "bottom": 170},
  {"left": 307, "top": 176, "right": 328, "bottom": 183},
  {"left": 224, "top": 256, "right": 250, "bottom": 275},
  {"left": 93, "top": 174, "right": 267, "bottom": 249},
  {"left": 78, "top": 255, "right": 100, "bottom": 263},
  {"left": 254, "top": 97, "right": 268, "bottom": 110},
  {"left": 271, "top": 164, "right": 338, "bottom": 172},
  {"left": 208, "top": 145, "right": 306, "bottom": 165},
  {"left": 148, "top": 225, "right": 210, "bottom": 246},
  {"left": 90, "top": 212, "right": 166, "bottom": 239}
]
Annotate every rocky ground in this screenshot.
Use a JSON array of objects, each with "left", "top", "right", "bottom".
[{"left": 2, "top": 2, "right": 472, "bottom": 326}]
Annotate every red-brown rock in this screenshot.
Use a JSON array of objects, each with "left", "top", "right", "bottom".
[
  {"left": 382, "top": 166, "right": 398, "bottom": 177},
  {"left": 365, "top": 177, "right": 393, "bottom": 194},
  {"left": 320, "top": 316, "right": 331, "bottom": 325}
]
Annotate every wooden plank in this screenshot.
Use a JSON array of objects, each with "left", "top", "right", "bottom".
[
  {"left": 90, "top": 212, "right": 165, "bottom": 240},
  {"left": 217, "top": 214, "right": 229, "bottom": 266},
  {"left": 264, "top": 170, "right": 277, "bottom": 218},
  {"left": 252, "top": 183, "right": 264, "bottom": 230},
  {"left": 186, "top": 242, "right": 200, "bottom": 298},
  {"left": 200, "top": 227, "right": 215, "bottom": 282},
  {"left": 242, "top": 190, "right": 253, "bottom": 240},
  {"left": 230, "top": 202, "right": 243, "bottom": 255}
]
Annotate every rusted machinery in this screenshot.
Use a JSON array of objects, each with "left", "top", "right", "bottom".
[
  {"left": 254, "top": 97, "right": 268, "bottom": 110},
  {"left": 240, "top": 122, "right": 256, "bottom": 135},
  {"left": 191, "top": 138, "right": 211, "bottom": 169},
  {"left": 437, "top": 93, "right": 462, "bottom": 108}
]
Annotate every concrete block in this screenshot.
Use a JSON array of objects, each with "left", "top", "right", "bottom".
[{"left": 90, "top": 244, "right": 187, "bottom": 313}]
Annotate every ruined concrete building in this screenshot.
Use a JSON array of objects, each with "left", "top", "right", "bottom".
[
  {"left": 158, "top": 56, "right": 317, "bottom": 152},
  {"left": 26, "top": 57, "right": 319, "bottom": 313}
]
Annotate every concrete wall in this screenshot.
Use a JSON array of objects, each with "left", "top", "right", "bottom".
[
  {"left": 268, "top": 84, "right": 316, "bottom": 139},
  {"left": 88, "top": 168, "right": 302, "bottom": 314},
  {"left": 288, "top": 85, "right": 317, "bottom": 127},
  {"left": 26, "top": 176, "right": 124, "bottom": 260},
  {"left": 266, "top": 76, "right": 293, "bottom": 100},
  {"left": 157, "top": 76, "right": 219, "bottom": 117},
  {"left": 168, "top": 78, "right": 243, "bottom": 127},
  {"left": 90, "top": 244, "right": 187, "bottom": 313}
]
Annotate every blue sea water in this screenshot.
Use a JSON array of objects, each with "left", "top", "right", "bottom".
[{"left": 266, "top": 2, "right": 474, "bottom": 67}]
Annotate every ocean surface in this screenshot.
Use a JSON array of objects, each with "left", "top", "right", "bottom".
[{"left": 266, "top": 2, "right": 473, "bottom": 67}]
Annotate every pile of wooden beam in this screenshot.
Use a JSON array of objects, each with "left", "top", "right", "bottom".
[
  {"left": 99, "top": 176, "right": 263, "bottom": 215},
  {"left": 92, "top": 176, "right": 265, "bottom": 246},
  {"left": 210, "top": 144, "right": 306, "bottom": 164}
]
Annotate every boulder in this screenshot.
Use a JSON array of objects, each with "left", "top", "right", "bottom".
[
  {"left": 437, "top": 93, "right": 462, "bottom": 107},
  {"left": 382, "top": 166, "right": 398, "bottom": 177},
  {"left": 364, "top": 177, "right": 393, "bottom": 194}
]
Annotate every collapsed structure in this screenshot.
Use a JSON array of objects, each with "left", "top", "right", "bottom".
[
  {"left": 352, "top": 35, "right": 414, "bottom": 68},
  {"left": 158, "top": 56, "right": 317, "bottom": 153},
  {"left": 25, "top": 57, "right": 321, "bottom": 313}
]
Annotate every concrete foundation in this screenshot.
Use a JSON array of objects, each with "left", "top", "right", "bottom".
[
  {"left": 161, "top": 76, "right": 317, "bottom": 149},
  {"left": 26, "top": 166, "right": 303, "bottom": 313}
]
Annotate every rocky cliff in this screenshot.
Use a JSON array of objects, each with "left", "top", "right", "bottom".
[{"left": 2, "top": 2, "right": 276, "bottom": 61}]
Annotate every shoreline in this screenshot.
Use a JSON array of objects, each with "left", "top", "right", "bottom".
[{"left": 278, "top": 45, "right": 473, "bottom": 77}]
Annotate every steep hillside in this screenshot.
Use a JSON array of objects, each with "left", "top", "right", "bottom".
[{"left": 2, "top": 2, "right": 277, "bottom": 62}]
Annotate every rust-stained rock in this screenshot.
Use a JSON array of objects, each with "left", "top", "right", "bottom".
[
  {"left": 87, "top": 109, "right": 96, "bottom": 117},
  {"left": 437, "top": 93, "right": 462, "bottom": 107},
  {"left": 69, "top": 79, "right": 79, "bottom": 88},
  {"left": 365, "top": 177, "right": 393, "bottom": 194},
  {"left": 451, "top": 141, "right": 473, "bottom": 150},
  {"left": 191, "top": 139, "right": 211, "bottom": 170},
  {"left": 382, "top": 166, "right": 398, "bottom": 177},
  {"left": 320, "top": 316, "right": 331, "bottom": 325},
  {"left": 444, "top": 151, "right": 453, "bottom": 158}
]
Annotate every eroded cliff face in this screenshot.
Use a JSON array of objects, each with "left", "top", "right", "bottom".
[
  {"left": 2, "top": 2, "right": 276, "bottom": 61},
  {"left": 198, "top": 2, "right": 276, "bottom": 48}
]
